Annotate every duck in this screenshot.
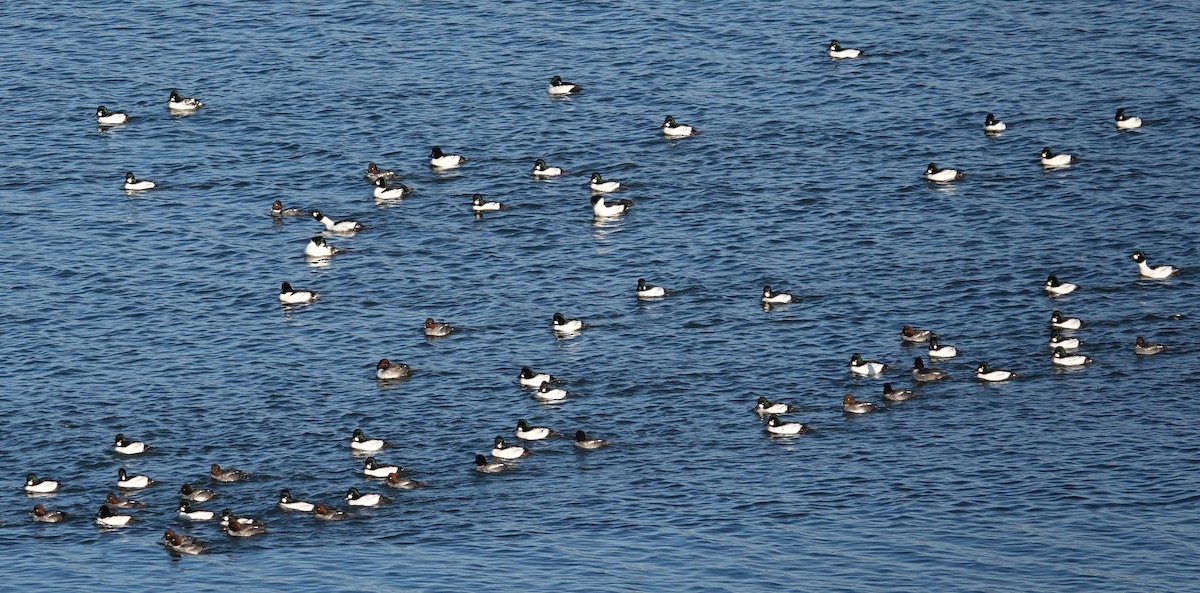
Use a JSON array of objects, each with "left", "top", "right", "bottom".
[
  {"left": 373, "top": 177, "right": 413, "bottom": 200},
  {"left": 761, "top": 285, "right": 793, "bottom": 304},
  {"left": 984, "top": 113, "right": 1007, "bottom": 133},
  {"left": 1134, "top": 336, "right": 1165, "bottom": 355},
  {"left": 1115, "top": 108, "right": 1142, "bottom": 129},
  {"left": 279, "top": 281, "right": 318, "bottom": 304},
  {"left": 574, "top": 430, "right": 611, "bottom": 449},
  {"left": 161, "top": 529, "right": 205, "bottom": 555},
  {"left": 900, "top": 325, "right": 936, "bottom": 343},
  {"left": 975, "top": 362, "right": 1016, "bottom": 382},
  {"left": 30, "top": 504, "right": 67, "bottom": 523},
  {"left": 1049, "top": 331, "right": 1080, "bottom": 350},
  {"left": 547, "top": 75, "right": 582, "bottom": 95},
  {"left": 96, "top": 505, "right": 134, "bottom": 528},
  {"left": 225, "top": 517, "right": 266, "bottom": 537},
  {"left": 423, "top": 317, "right": 452, "bottom": 337},
  {"left": 754, "top": 396, "right": 798, "bottom": 415},
  {"left": 1039, "top": 147, "right": 1077, "bottom": 168},
  {"left": 219, "top": 509, "right": 263, "bottom": 529},
  {"left": 515, "top": 419, "right": 557, "bottom": 441},
  {"left": 474, "top": 454, "right": 508, "bottom": 473},
  {"left": 105, "top": 492, "right": 146, "bottom": 509},
  {"left": 96, "top": 105, "right": 129, "bottom": 125},
  {"left": 271, "top": 200, "right": 305, "bottom": 217},
  {"left": 113, "top": 433, "right": 147, "bottom": 455},
  {"left": 365, "top": 162, "right": 399, "bottom": 182},
  {"left": 842, "top": 394, "right": 877, "bottom": 414},
  {"left": 636, "top": 278, "right": 666, "bottom": 299},
  {"left": 430, "top": 146, "right": 466, "bottom": 169},
  {"left": 277, "top": 489, "right": 316, "bottom": 512},
  {"left": 304, "top": 236, "right": 342, "bottom": 258},
  {"left": 519, "top": 366, "right": 557, "bottom": 388},
  {"left": 376, "top": 358, "right": 411, "bottom": 380},
  {"left": 363, "top": 456, "right": 401, "bottom": 478},
  {"left": 385, "top": 471, "right": 425, "bottom": 489},
  {"left": 552, "top": 312, "right": 583, "bottom": 333},
  {"left": 589, "top": 172, "right": 622, "bottom": 193},
  {"left": 591, "top": 194, "right": 634, "bottom": 217},
  {"left": 177, "top": 501, "right": 216, "bottom": 521},
  {"left": 179, "top": 483, "right": 215, "bottom": 502},
  {"left": 25, "top": 473, "right": 59, "bottom": 493},
  {"left": 827, "top": 39, "right": 864, "bottom": 59},
  {"left": 117, "top": 468, "right": 152, "bottom": 490},
  {"left": 912, "top": 357, "right": 949, "bottom": 382},
  {"left": 167, "top": 89, "right": 203, "bottom": 111},
  {"left": 924, "top": 163, "right": 964, "bottom": 182},
  {"left": 531, "top": 159, "right": 564, "bottom": 177},
  {"left": 662, "top": 115, "right": 698, "bottom": 137},
  {"left": 1052, "top": 346, "right": 1093, "bottom": 367},
  {"left": 1049, "top": 310, "right": 1082, "bottom": 330},
  {"left": 492, "top": 436, "right": 529, "bottom": 459},
  {"left": 927, "top": 337, "right": 958, "bottom": 359},
  {"left": 311, "top": 210, "right": 363, "bottom": 232},
  {"left": 123, "top": 172, "right": 156, "bottom": 190},
  {"left": 1044, "top": 274, "right": 1078, "bottom": 295},
  {"left": 471, "top": 194, "right": 502, "bottom": 212},
  {"left": 1130, "top": 251, "right": 1177, "bottom": 279},
  {"left": 881, "top": 383, "right": 916, "bottom": 402},
  {"left": 312, "top": 503, "right": 348, "bottom": 521},
  {"left": 849, "top": 353, "right": 891, "bottom": 376},
  {"left": 764, "top": 415, "right": 807, "bottom": 435},
  {"left": 210, "top": 463, "right": 249, "bottom": 482},
  {"left": 534, "top": 381, "right": 568, "bottom": 402},
  {"left": 350, "top": 428, "right": 384, "bottom": 452},
  {"left": 344, "top": 487, "right": 385, "bottom": 507}
]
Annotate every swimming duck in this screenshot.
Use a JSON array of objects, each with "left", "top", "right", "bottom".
[
  {"left": 363, "top": 456, "right": 401, "bottom": 478},
  {"left": 210, "top": 463, "right": 249, "bottom": 482},
  {"left": 591, "top": 195, "right": 634, "bottom": 217},
  {"left": 1052, "top": 346, "right": 1093, "bottom": 366},
  {"left": 225, "top": 516, "right": 266, "bottom": 537},
  {"left": 912, "top": 357, "right": 948, "bottom": 382},
  {"left": 30, "top": 504, "right": 66, "bottom": 523},
  {"left": 662, "top": 115, "right": 698, "bottom": 137},
  {"left": 423, "top": 317, "right": 452, "bottom": 337},
  {"left": 350, "top": 428, "right": 384, "bottom": 452},
  {"left": 25, "top": 473, "right": 59, "bottom": 493},
  {"left": 1049, "top": 331, "right": 1080, "bottom": 350},
  {"left": 430, "top": 146, "right": 466, "bottom": 169},
  {"left": 827, "top": 40, "right": 863, "bottom": 59},
  {"left": 574, "top": 430, "right": 611, "bottom": 449},
  {"left": 552, "top": 312, "right": 583, "bottom": 333},
  {"left": 881, "top": 383, "right": 916, "bottom": 402},
  {"left": 123, "top": 172, "right": 155, "bottom": 190},
  {"left": 519, "top": 366, "right": 557, "bottom": 388},
  {"left": 96, "top": 505, "right": 134, "bottom": 528},
  {"left": 534, "top": 381, "right": 568, "bottom": 402},
  {"left": 385, "top": 471, "right": 425, "bottom": 489},
  {"left": 304, "top": 236, "right": 342, "bottom": 258},
  {"left": 764, "top": 415, "right": 807, "bottom": 435},
  {"left": 345, "top": 487, "right": 385, "bottom": 507},
  {"left": 924, "top": 163, "right": 964, "bottom": 182},
  {"left": 636, "top": 278, "right": 666, "bottom": 299},
  {"left": 312, "top": 503, "right": 348, "bottom": 521},
  {"left": 589, "top": 172, "right": 622, "bottom": 193},
  {"left": 376, "top": 358, "right": 411, "bottom": 380},
  {"left": 117, "top": 468, "right": 152, "bottom": 490},
  {"left": 278, "top": 489, "right": 316, "bottom": 512},
  {"left": 1134, "top": 336, "right": 1165, "bottom": 355},
  {"left": 373, "top": 177, "right": 413, "bottom": 200},
  {"left": 548, "top": 75, "right": 582, "bottom": 95},
  {"left": 113, "top": 433, "right": 147, "bottom": 455},
  {"left": 761, "top": 285, "right": 793, "bottom": 304},
  {"left": 1044, "top": 274, "right": 1078, "bottom": 295},
  {"left": 927, "top": 337, "right": 958, "bottom": 359},
  {"left": 161, "top": 529, "right": 205, "bottom": 555},
  {"left": 167, "top": 89, "right": 203, "bottom": 111},
  {"left": 531, "top": 159, "right": 564, "bottom": 177},
  {"left": 984, "top": 113, "right": 1007, "bottom": 133},
  {"left": 219, "top": 509, "right": 263, "bottom": 529},
  {"left": 849, "top": 353, "right": 891, "bottom": 376},
  {"left": 279, "top": 281, "right": 318, "bottom": 304},
  {"left": 492, "top": 436, "right": 529, "bottom": 459},
  {"left": 975, "top": 362, "right": 1016, "bottom": 382},
  {"left": 1115, "top": 108, "right": 1142, "bottom": 129},
  {"left": 471, "top": 194, "right": 502, "bottom": 212},
  {"left": 842, "top": 394, "right": 877, "bottom": 414},
  {"left": 515, "top": 419, "right": 557, "bottom": 441},
  {"left": 179, "top": 483, "right": 215, "bottom": 502},
  {"left": 1130, "top": 251, "right": 1177, "bottom": 279},
  {"left": 271, "top": 200, "right": 305, "bottom": 217},
  {"left": 311, "top": 210, "right": 363, "bottom": 232},
  {"left": 1039, "top": 147, "right": 1077, "bottom": 168},
  {"left": 900, "top": 325, "right": 935, "bottom": 343},
  {"left": 754, "top": 396, "right": 798, "bottom": 415},
  {"left": 105, "top": 492, "right": 145, "bottom": 509},
  {"left": 177, "top": 501, "right": 216, "bottom": 521},
  {"left": 96, "top": 105, "right": 129, "bottom": 125},
  {"left": 365, "top": 162, "right": 399, "bottom": 182},
  {"left": 474, "top": 454, "right": 508, "bottom": 473},
  {"left": 1049, "top": 310, "right": 1082, "bottom": 330}
]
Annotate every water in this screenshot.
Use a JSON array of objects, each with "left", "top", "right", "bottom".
[{"left": 1, "top": 1, "right": 1197, "bottom": 591}]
